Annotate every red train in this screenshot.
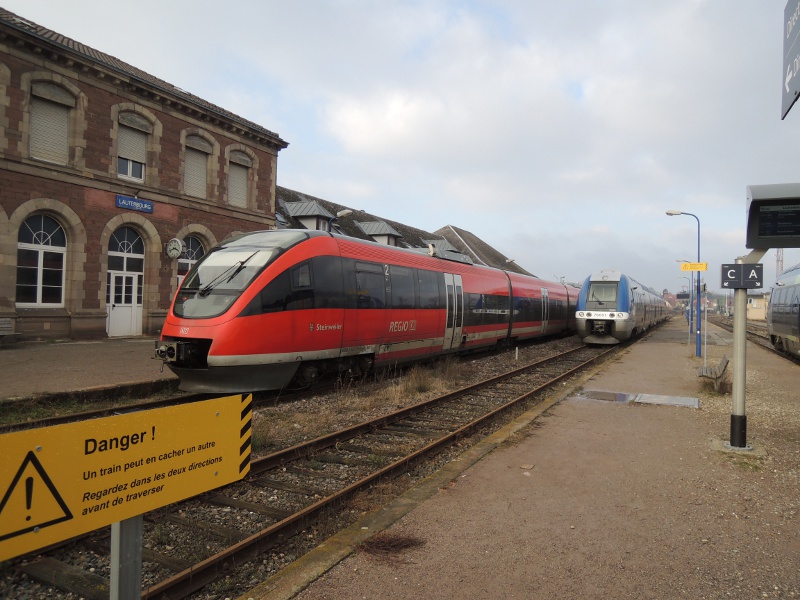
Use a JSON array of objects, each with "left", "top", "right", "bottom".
[{"left": 155, "top": 230, "right": 579, "bottom": 392}]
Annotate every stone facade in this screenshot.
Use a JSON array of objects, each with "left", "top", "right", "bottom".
[{"left": 0, "top": 9, "right": 287, "bottom": 339}]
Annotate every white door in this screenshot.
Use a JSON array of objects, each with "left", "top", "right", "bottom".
[
  {"left": 105, "top": 226, "right": 144, "bottom": 337},
  {"left": 107, "top": 273, "right": 142, "bottom": 336}
]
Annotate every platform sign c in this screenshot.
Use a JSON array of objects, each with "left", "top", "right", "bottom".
[{"left": 0, "top": 394, "right": 252, "bottom": 562}]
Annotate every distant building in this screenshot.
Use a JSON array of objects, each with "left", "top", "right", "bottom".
[{"left": 746, "top": 292, "right": 769, "bottom": 321}]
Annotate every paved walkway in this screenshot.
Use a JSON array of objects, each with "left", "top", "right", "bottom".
[
  {"left": 0, "top": 336, "right": 176, "bottom": 401},
  {"left": 241, "top": 318, "right": 800, "bottom": 600}
]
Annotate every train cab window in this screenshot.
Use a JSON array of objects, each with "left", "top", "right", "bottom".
[
  {"left": 389, "top": 265, "right": 416, "bottom": 309},
  {"left": 588, "top": 283, "right": 617, "bottom": 302},
  {"left": 292, "top": 263, "right": 311, "bottom": 288},
  {"left": 286, "top": 263, "right": 314, "bottom": 310}
]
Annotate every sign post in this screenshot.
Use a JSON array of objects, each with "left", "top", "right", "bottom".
[
  {"left": 726, "top": 252, "right": 766, "bottom": 449},
  {"left": 0, "top": 394, "right": 252, "bottom": 593}
]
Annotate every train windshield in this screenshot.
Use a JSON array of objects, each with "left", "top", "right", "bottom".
[
  {"left": 173, "top": 231, "right": 308, "bottom": 318},
  {"left": 587, "top": 282, "right": 617, "bottom": 306}
]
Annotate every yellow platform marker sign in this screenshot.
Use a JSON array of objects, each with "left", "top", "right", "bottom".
[
  {"left": 680, "top": 262, "right": 708, "bottom": 272},
  {"left": 0, "top": 394, "right": 251, "bottom": 562}
]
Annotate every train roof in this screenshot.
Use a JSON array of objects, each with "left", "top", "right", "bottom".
[{"left": 583, "top": 269, "right": 660, "bottom": 297}]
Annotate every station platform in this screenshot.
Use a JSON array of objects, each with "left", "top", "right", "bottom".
[
  {"left": 245, "top": 318, "right": 800, "bottom": 600},
  {"left": 0, "top": 336, "right": 176, "bottom": 402}
]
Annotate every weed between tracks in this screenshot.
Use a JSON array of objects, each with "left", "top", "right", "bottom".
[{"left": 252, "top": 357, "right": 473, "bottom": 455}]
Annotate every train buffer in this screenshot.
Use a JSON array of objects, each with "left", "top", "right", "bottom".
[{"left": 697, "top": 355, "right": 729, "bottom": 392}]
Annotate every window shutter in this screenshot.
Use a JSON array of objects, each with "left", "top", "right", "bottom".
[
  {"left": 185, "top": 148, "right": 207, "bottom": 198},
  {"left": 30, "top": 97, "right": 69, "bottom": 164},
  {"left": 228, "top": 163, "right": 248, "bottom": 208},
  {"left": 118, "top": 125, "right": 147, "bottom": 163}
]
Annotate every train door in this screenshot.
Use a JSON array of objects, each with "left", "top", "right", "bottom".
[
  {"left": 540, "top": 288, "right": 550, "bottom": 334},
  {"left": 443, "top": 274, "right": 463, "bottom": 350}
]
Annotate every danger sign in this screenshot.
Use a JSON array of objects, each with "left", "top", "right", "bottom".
[{"left": 0, "top": 395, "right": 251, "bottom": 562}]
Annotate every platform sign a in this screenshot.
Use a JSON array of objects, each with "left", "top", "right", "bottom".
[
  {"left": 721, "top": 264, "right": 764, "bottom": 289},
  {"left": 0, "top": 394, "right": 252, "bottom": 562}
]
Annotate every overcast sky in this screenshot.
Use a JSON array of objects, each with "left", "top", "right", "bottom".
[{"left": 5, "top": 0, "right": 800, "bottom": 294}]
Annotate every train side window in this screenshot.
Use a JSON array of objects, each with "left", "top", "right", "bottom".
[
  {"left": 389, "top": 265, "right": 416, "bottom": 309},
  {"left": 418, "top": 269, "right": 442, "bottom": 309},
  {"left": 312, "top": 256, "right": 345, "bottom": 308},
  {"left": 465, "top": 293, "right": 483, "bottom": 326},
  {"left": 355, "top": 261, "right": 386, "bottom": 308}
]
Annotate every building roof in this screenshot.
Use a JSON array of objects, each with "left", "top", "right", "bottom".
[
  {"left": 356, "top": 221, "right": 402, "bottom": 238},
  {"left": 0, "top": 8, "right": 288, "bottom": 150},
  {"left": 284, "top": 199, "right": 334, "bottom": 219},
  {"left": 435, "top": 225, "right": 536, "bottom": 277},
  {"left": 275, "top": 187, "right": 533, "bottom": 275}
]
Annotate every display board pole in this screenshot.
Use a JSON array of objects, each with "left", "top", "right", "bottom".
[{"left": 730, "top": 249, "right": 766, "bottom": 449}]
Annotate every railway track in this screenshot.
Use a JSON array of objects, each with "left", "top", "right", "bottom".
[
  {"left": 708, "top": 316, "right": 800, "bottom": 365},
  {"left": 3, "top": 342, "right": 617, "bottom": 600}
]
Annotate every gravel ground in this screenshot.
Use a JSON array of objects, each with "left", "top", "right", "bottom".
[{"left": 288, "top": 321, "right": 800, "bottom": 600}]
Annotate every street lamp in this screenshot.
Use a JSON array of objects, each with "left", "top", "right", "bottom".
[{"left": 667, "top": 210, "right": 702, "bottom": 358}]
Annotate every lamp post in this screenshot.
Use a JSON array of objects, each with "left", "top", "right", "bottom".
[
  {"left": 678, "top": 276, "right": 692, "bottom": 345},
  {"left": 667, "top": 210, "right": 702, "bottom": 358}
]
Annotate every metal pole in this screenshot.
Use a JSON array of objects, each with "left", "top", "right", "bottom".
[
  {"left": 731, "top": 283, "right": 748, "bottom": 447},
  {"left": 694, "top": 216, "right": 702, "bottom": 358},
  {"left": 703, "top": 284, "right": 707, "bottom": 369},
  {"left": 730, "top": 249, "right": 766, "bottom": 449},
  {"left": 111, "top": 515, "right": 143, "bottom": 600}
]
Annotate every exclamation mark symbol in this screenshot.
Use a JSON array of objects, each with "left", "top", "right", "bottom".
[{"left": 25, "top": 476, "right": 33, "bottom": 521}]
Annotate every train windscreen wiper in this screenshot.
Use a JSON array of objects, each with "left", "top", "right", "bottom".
[{"left": 199, "top": 252, "right": 258, "bottom": 297}]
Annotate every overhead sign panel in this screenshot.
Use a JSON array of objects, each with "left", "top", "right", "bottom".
[
  {"left": 721, "top": 264, "right": 764, "bottom": 289},
  {"left": 746, "top": 183, "right": 800, "bottom": 249},
  {"left": 0, "top": 395, "right": 252, "bottom": 562},
  {"left": 784, "top": 0, "right": 800, "bottom": 118},
  {"left": 680, "top": 262, "right": 708, "bottom": 272}
]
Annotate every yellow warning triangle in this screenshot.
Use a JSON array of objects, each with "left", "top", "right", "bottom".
[{"left": 0, "top": 451, "right": 72, "bottom": 542}]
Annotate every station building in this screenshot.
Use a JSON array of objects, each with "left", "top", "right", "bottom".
[{"left": 0, "top": 9, "right": 288, "bottom": 339}]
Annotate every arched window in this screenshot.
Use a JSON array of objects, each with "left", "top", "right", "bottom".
[
  {"left": 16, "top": 214, "right": 67, "bottom": 306},
  {"left": 178, "top": 236, "right": 206, "bottom": 282}
]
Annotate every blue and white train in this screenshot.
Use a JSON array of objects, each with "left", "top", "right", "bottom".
[
  {"left": 767, "top": 262, "right": 800, "bottom": 357},
  {"left": 575, "top": 269, "right": 668, "bottom": 344}
]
